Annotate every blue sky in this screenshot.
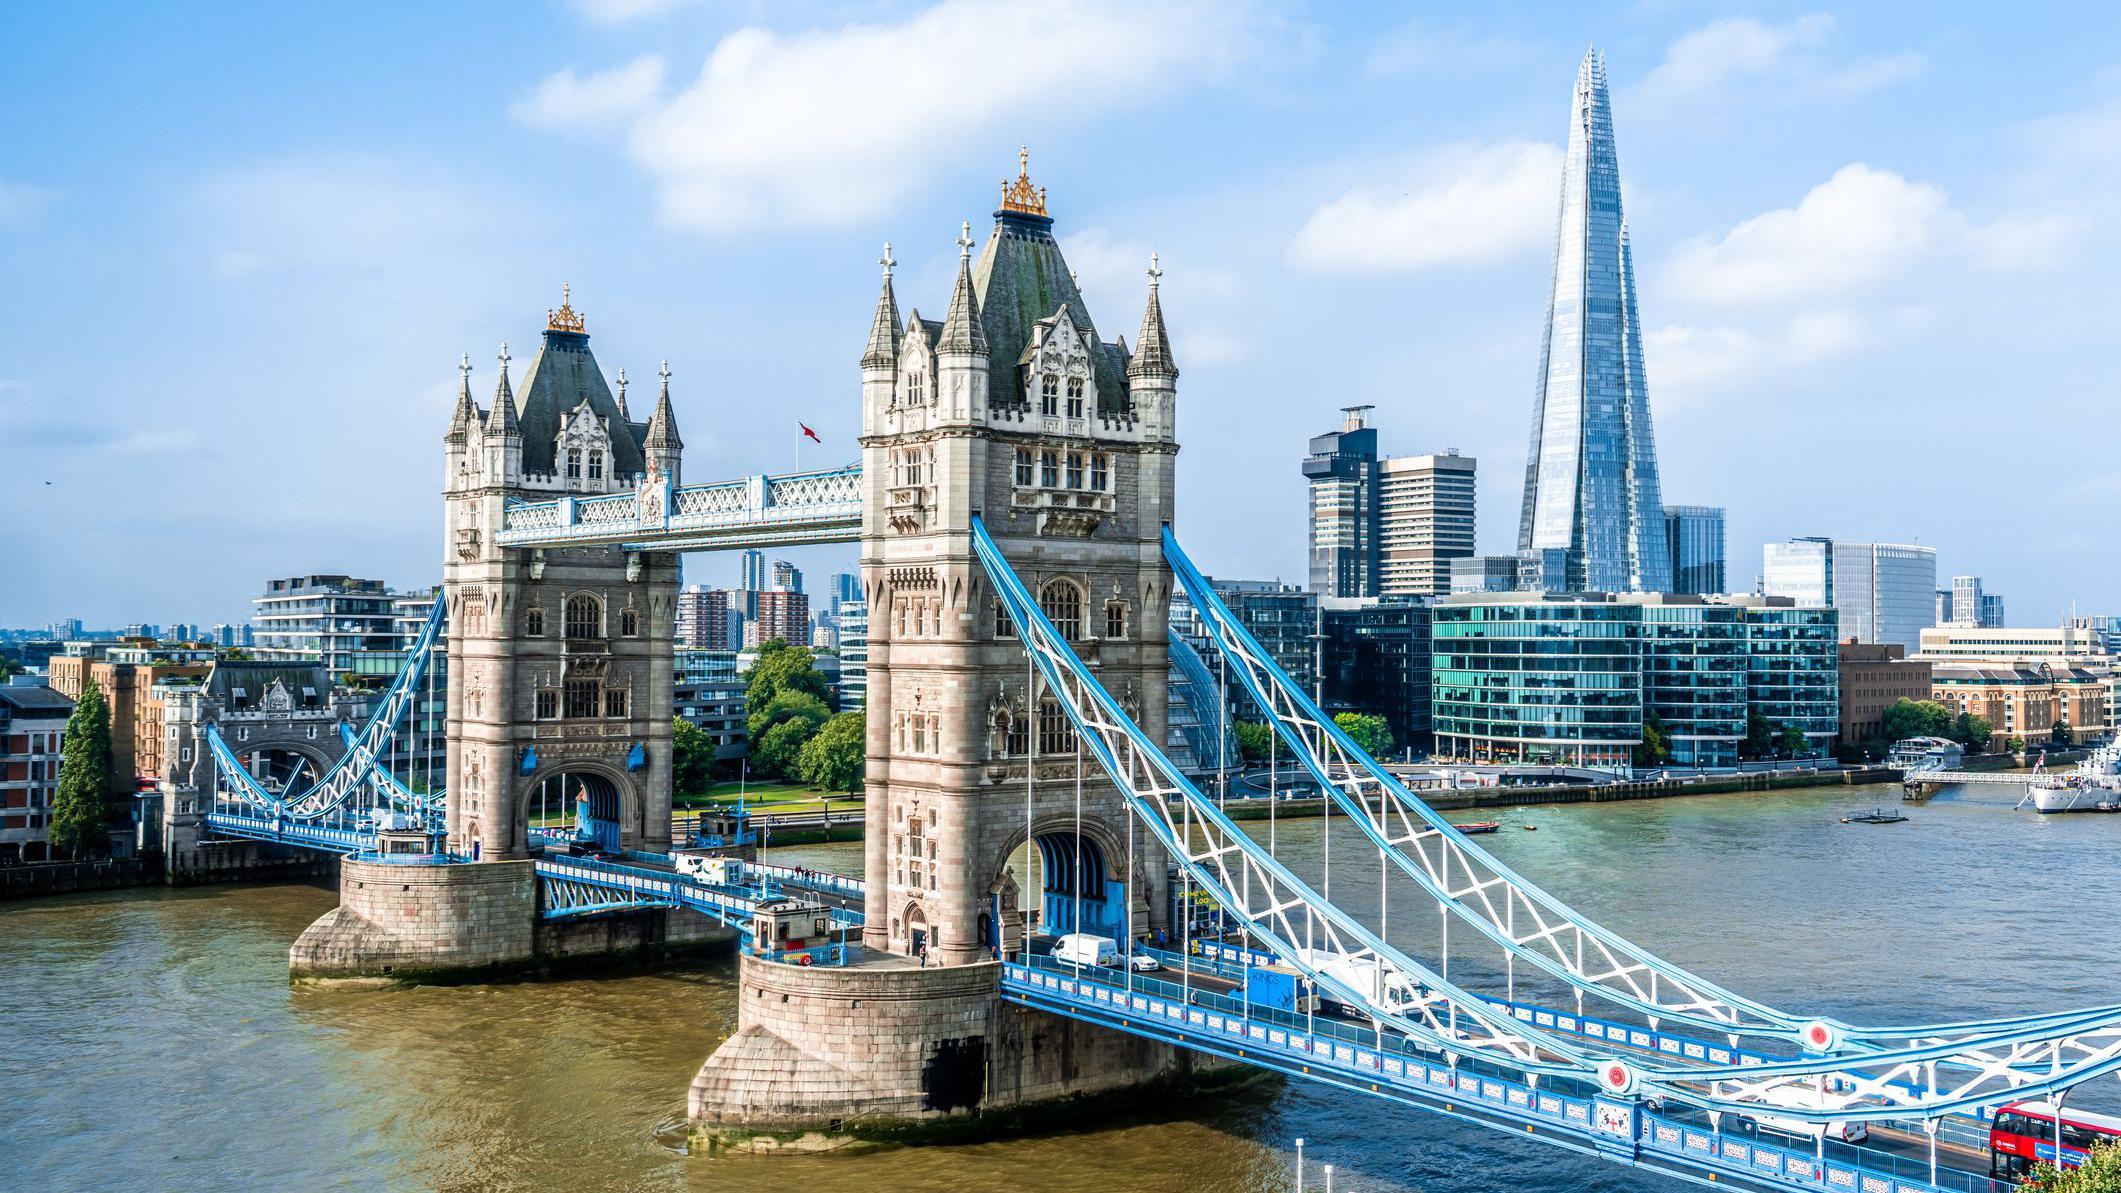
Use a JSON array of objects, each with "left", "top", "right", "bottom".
[{"left": 5, "top": 1, "right": 2120, "bottom": 628}]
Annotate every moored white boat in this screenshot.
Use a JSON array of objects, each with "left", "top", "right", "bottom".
[{"left": 2027, "top": 781, "right": 2109, "bottom": 813}]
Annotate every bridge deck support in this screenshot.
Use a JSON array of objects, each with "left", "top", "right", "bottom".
[{"left": 689, "top": 953, "right": 1232, "bottom": 1152}]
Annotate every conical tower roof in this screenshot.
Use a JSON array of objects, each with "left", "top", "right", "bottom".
[
  {"left": 938, "top": 223, "right": 988, "bottom": 356},
  {"left": 1127, "top": 254, "right": 1177, "bottom": 380},
  {"left": 484, "top": 343, "right": 520, "bottom": 437},
  {"left": 862, "top": 243, "right": 902, "bottom": 370},
  {"left": 445, "top": 354, "right": 480, "bottom": 442},
  {"left": 645, "top": 360, "right": 682, "bottom": 451}
]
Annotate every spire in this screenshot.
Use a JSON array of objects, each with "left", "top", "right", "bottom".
[
  {"left": 484, "top": 341, "right": 519, "bottom": 437},
  {"left": 1127, "top": 253, "right": 1177, "bottom": 380},
  {"left": 998, "top": 145, "right": 1047, "bottom": 217},
  {"left": 861, "top": 241, "right": 901, "bottom": 370},
  {"left": 613, "top": 367, "right": 630, "bottom": 421},
  {"left": 547, "top": 283, "right": 586, "bottom": 334},
  {"left": 445, "top": 353, "right": 479, "bottom": 442},
  {"left": 645, "top": 359, "right": 682, "bottom": 450},
  {"left": 938, "top": 221, "right": 987, "bottom": 356}
]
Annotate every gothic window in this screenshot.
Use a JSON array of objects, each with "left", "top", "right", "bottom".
[
  {"left": 1065, "top": 452, "right": 1084, "bottom": 489},
  {"left": 1039, "top": 450, "right": 1059, "bottom": 488},
  {"left": 909, "top": 371, "right": 924, "bottom": 405},
  {"left": 1014, "top": 448, "right": 1033, "bottom": 487},
  {"left": 619, "top": 608, "right": 638, "bottom": 637},
  {"left": 1040, "top": 580, "right": 1083, "bottom": 641},
  {"left": 588, "top": 451, "right": 604, "bottom": 481},
  {"left": 567, "top": 448, "right": 583, "bottom": 480},
  {"left": 1040, "top": 374, "right": 1059, "bottom": 416},
  {"left": 1037, "top": 695, "right": 1076, "bottom": 755},
  {"left": 1066, "top": 377, "right": 1084, "bottom": 419},
  {"left": 604, "top": 687, "right": 629, "bottom": 718},
  {"left": 1105, "top": 600, "right": 1128, "bottom": 639},
  {"left": 525, "top": 607, "right": 545, "bottom": 637},
  {"left": 564, "top": 594, "right": 602, "bottom": 640},
  {"left": 1091, "top": 453, "right": 1109, "bottom": 492},
  {"left": 564, "top": 678, "right": 599, "bottom": 719},
  {"left": 994, "top": 599, "right": 1014, "bottom": 639},
  {"left": 1004, "top": 711, "right": 1029, "bottom": 756},
  {"left": 536, "top": 689, "right": 558, "bottom": 719}
]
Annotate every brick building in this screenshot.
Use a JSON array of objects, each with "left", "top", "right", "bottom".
[
  {"left": 1836, "top": 639, "right": 1932, "bottom": 747},
  {"left": 0, "top": 678, "right": 73, "bottom": 862},
  {"left": 47, "top": 643, "right": 214, "bottom": 796}
]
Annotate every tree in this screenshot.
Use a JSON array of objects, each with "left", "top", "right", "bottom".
[
  {"left": 1777, "top": 722, "right": 1810, "bottom": 758},
  {"left": 1740, "top": 710, "right": 1775, "bottom": 760},
  {"left": 2051, "top": 718, "right": 2073, "bottom": 747},
  {"left": 51, "top": 682, "right": 113, "bottom": 859},
  {"left": 0, "top": 656, "right": 22, "bottom": 681},
  {"left": 2006, "top": 735, "right": 2027, "bottom": 753},
  {"left": 798, "top": 712, "right": 866, "bottom": 792},
  {"left": 1951, "top": 711, "right": 1993, "bottom": 752},
  {"left": 1232, "top": 721, "right": 1272, "bottom": 764},
  {"left": 1879, "top": 698, "right": 1953, "bottom": 743},
  {"left": 750, "top": 691, "right": 831, "bottom": 778},
  {"left": 2023, "top": 1140, "right": 2121, "bottom": 1192},
  {"left": 744, "top": 639, "right": 830, "bottom": 725},
  {"left": 672, "top": 716, "right": 715, "bottom": 798},
  {"left": 220, "top": 647, "right": 253, "bottom": 662},
  {"left": 1633, "top": 710, "right": 1671, "bottom": 767},
  {"left": 1332, "top": 712, "right": 1394, "bottom": 758}
]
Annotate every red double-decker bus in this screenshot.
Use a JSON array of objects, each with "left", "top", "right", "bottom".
[{"left": 1989, "top": 1100, "right": 2121, "bottom": 1179}]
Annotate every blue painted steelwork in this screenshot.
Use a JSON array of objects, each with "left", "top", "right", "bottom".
[
  {"left": 202, "top": 810, "right": 373, "bottom": 854},
  {"left": 1166, "top": 627, "right": 1240, "bottom": 773},
  {"left": 493, "top": 463, "right": 862, "bottom": 552}
]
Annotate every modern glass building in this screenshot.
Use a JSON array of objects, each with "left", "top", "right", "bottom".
[
  {"left": 1736, "top": 599, "right": 1842, "bottom": 754},
  {"left": 836, "top": 596, "right": 867, "bottom": 711},
  {"left": 1321, "top": 597, "right": 1433, "bottom": 752},
  {"left": 1765, "top": 539, "right": 1934, "bottom": 652},
  {"left": 1432, "top": 595, "right": 1643, "bottom": 767},
  {"left": 1663, "top": 505, "right": 1726, "bottom": 596},
  {"left": 1303, "top": 406, "right": 1380, "bottom": 598},
  {"left": 1518, "top": 49, "right": 1672, "bottom": 594},
  {"left": 1638, "top": 601, "right": 1746, "bottom": 766}
]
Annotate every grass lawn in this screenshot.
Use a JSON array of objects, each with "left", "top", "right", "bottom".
[{"left": 674, "top": 780, "right": 864, "bottom": 815}]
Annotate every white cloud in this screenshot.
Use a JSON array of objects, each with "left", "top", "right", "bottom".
[
  {"left": 568, "top": 0, "right": 697, "bottom": 25},
  {"left": 1287, "top": 141, "right": 1561, "bottom": 274},
  {"left": 1364, "top": 22, "right": 1532, "bottom": 77},
  {"left": 1643, "top": 324, "right": 1757, "bottom": 405},
  {"left": 0, "top": 179, "right": 53, "bottom": 227},
  {"left": 1060, "top": 228, "right": 1248, "bottom": 365},
  {"left": 191, "top": 155, "right": 500, "bottom": 276},
  {"left": 512, "top": 56, "right": 665, "bottom": 132},
  {"left": 1634, "top": 15, "right": 1922, "bottom": 114},
  {"left": 1664, "top": 164, "right": 1948, "bottom": 306},
  {"left": 623, "top": 0, "right": 1264, "bottom": 231}
]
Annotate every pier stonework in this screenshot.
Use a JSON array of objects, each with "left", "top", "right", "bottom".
[{"left": 692, "top": 159, "right": 1196, "bottom": 1139}]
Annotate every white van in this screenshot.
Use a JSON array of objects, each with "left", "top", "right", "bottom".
[
  {"left": 1052, "top": 933, "right": 1119, "bottom": 967},
  {"left": 1294, "top": 948, "right": 1432, "bottom": 1018},
  {"left": 1746, "top": 1086, "right": 1868, "bottom": 1145},
  {"left": 673, "top": 851, "right": 744, "bottom": 886}
]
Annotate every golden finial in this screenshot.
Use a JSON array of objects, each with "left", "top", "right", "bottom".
[
  {"left": 999, "top": 145, "right": 1048, "bottom": 217},
  {"left": 547, "top": 282, "right": 586, "bottom": 334}
]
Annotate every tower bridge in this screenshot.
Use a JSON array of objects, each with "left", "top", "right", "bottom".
[{"left": 192, "top": 155, "right": 2121, "bottom": 1188}]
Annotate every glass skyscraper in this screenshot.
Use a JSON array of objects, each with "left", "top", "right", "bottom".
[
  {"left": 1519, "top": 49, "right": 1671, "bottom": 593},
  {"left": 1663, "top": 505, "right": 1726, "bottom": 595}
]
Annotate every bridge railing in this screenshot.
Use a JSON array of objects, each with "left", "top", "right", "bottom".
[{"left": 494, "top": 463, "right": 862, "bottom": 550}]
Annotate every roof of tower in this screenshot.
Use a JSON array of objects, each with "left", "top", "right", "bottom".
[
  {"left": 644, "top": 360, "right": 682, "bottom": 452},
  {"left": 509, "top": 288, "right": 647, "bottom": 477},
  {"left": 862, "top": 242, "right": 902, "bottom": 369},
  {"left": 1126, "top": 253, "right": 1177, "bottom": 381},
  {"left": 445, "top": 353, "right": 480, "bottom": 442},
  {"left": 484, "top": 342, "right": 520, "bottom": 438},
  {"left": 939, "top": 222, "right": 989, "bottom": 356},
  {"left": 968, "top": 150, "right": 1127, "bottom": 414}
]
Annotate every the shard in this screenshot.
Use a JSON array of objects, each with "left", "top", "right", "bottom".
[{"left": 1518, "top": 48, "right": 1671, "bottom": 593}]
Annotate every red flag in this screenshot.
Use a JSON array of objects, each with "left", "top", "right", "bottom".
[{"left": 799, "top": 422, "right": 822, "bottom": 443}]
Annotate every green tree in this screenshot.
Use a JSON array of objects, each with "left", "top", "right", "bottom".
[
  {"left": 220, "top": 647, "right": 252, "bottom": 662},
  {"left": 744, "top": 639, "right": 830, "bottom": 725},
  {"left": 672, "top": 716, "right": 716, "bottom": 798},
  {"left": 1879, "top": 698, "right": 1953, "bottom": 743},
  {"left": 750, "top": 691, "right": 831, "bottom": 778},
  {"left": 2023, "top": 1140, "right": 2121, "bottom": 1191},
  {"left": 798, "top": 712, "right": 866, "bottom": 792},
  {"left": 1633, "top": 710, "right": 1671, "bottom": 767},
  {"left": 2006, "top": 735, "right": 2027, "bottom": 753},
  {"left": 0, "top": 656, "right": 22, "bottom": 681},
  {"left": 1951, "top": 711, "right": 1993, "bottom": 751},
  {"left": 2051, "top": 719, "right": 2073, "bottom": 747},
  {"left": 1332, "top": 712, "right": 1394, "bottom": 758},
  {"left": 1740, "top": 710, "right": 1775, "bottom": 760},
  {"left": 1777, "top": 722, "right": 1810, "bottom": 758},
  {"left": 50, "top": 682, "right": 113, "bottom": 859},
  {"left": 1233, "top": 721, "right": 1272, "bottom": 764}
]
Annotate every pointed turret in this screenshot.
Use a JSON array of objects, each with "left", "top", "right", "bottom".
[
  {"left": 481, "top": 341, "right": 522, "bottom": 485},
  {"left": 1126, "top": 253, "right": 1178, "bottom": 381},
  {"left": 485, "top": 341, "right": 519, "bottom": 438},
  {"left": 613, "top": 367, "right": 630, "bottom": 421},
  {"left": 445, "top": 353, "right": 479, "bottom": 444},
  {"left": 644, "top": 359, "right": 683, "bottom": 484},
  {"left": 938, "top": 222, "right": 987, "bottom": 357},
  {"left": 862, "top": 242, "right": 902, "bottom": 370}
]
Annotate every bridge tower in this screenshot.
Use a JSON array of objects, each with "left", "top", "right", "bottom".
[
  {"left": 441, "top": 292, "right": 681, "bottom": 861},
  {"left": 693, "top": 155, "right": 1214, "bottom": 1145}
]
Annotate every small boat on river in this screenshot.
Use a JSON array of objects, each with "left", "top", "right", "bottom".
[
  {"left": 1451, "top": 821, "right": 1500, "bottom": 835},
  {"left": 1841, "top": 808, "right": 1909, "bottom": 825}
]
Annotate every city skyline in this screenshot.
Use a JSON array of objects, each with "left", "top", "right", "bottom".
[{"left": 8, "top": 4, "right": 2121, "bottom": 624}]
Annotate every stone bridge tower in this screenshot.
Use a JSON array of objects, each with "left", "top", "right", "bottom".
[
  {"left": 441, "top": 292, "right": 681, "bottom": 860},
  {"left": 855, "top": 157, "right": 1180, "bottom": 965}
]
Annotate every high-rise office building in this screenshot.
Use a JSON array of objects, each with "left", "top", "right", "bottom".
[
  {"left": 250, "top": 574, "right": 400, "bottom": 673},
  {"left": 739, "top": 550, "right": 766, "bottom": 594},
  {"left": 1303, "top": 406, "right": 1380, "bottom": 598},
  {"left": 753, "top": 589, "right": 810, "bottom": 646},
  {"left": 837, "top": 596, "right": 868, "bottom": 711},
  {"left": 1761, "top": 539, "right": 1935, "bottom": 653},
  {"left": 1518, "top": 49, "right": 1671, "bottom": 593},
  {"left": 1450, "top": 556, "right": 1522, "bottom": 594},
  {"left": 772, "top": 559, "right": 802, "bottom": 593},
  {"left": 675, "top": 585, "right": 733, "bottom": 649},
  {"left": 1947, "top": 575, "right": 2006, "bottom": 628},
  {"left": 1378, "top": 451, "right": 1476, "bottom": 598},
  {"left": 1664, "top": 505, "right": 1726, "bottom": 595}
]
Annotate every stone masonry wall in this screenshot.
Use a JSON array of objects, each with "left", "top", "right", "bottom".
[{"left": 290, "top": 858, "right": 535, "bottom": 980}]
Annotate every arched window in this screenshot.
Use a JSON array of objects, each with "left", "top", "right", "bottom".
[
  {"left": 994, "top": 598, "right": 1014, "bottom": 639},
  {"left": 619, "top": 608, "right": 638, "bottom": 637},
  {"left": 1105, "top": 600, "right": 1127, "bottom": 640},
  {"left": 1040, "top": 580, "right": 1082, "bottom": 641},
  {"left": 1013, "top": 448, "right": 1033, "bottom": 487},
  {"left": 1037, "top": 695, "right": 1075, "bottom": 755},
  {"left": 1066, "top": 376, "right": 1084, "bottom": 419},
  {"left": 563, "top": 677, "right": 599, "bottom": 718},
  {"left": 604, "top": 687, "right": 628, "bottom": 718},
  {"left": 909, "top": 372, "right": 924, "bottom": 405},
  {"left": 564, "top": 594, "right": 602, "bottom": 640},
  {"left": 1004, "top": 711, "right": 1029, "bottom": 756},
  {"left": 587, "top": 451, "right": 604, "bottom": 481},
  {"left": 525, "top": 607, "right": 545, "bottom": 637},
  {"left": 1039, "top": 374, "right": 1059, "bottom": 416},
  {"left": 566, "top": 448, "right": 583, "bottom": 480}
]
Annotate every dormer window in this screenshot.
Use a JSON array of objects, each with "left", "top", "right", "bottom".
[
  {"left": 1066, "top": 377, "right": 1084, "bottom": 419},
  {"left": 909, "top": 372, "right": 924, "bottom": 406},
  {"left": 588, "top": 451, "right": 603, "bottom": 481},
  {"left": 566, "top": 448, "right": 583, "bottom": 480},
  {"left": 1040, "top": 374, "right": 1059, "bottom": 417}
]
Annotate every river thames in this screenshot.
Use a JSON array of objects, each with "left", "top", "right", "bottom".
[{"left": 6, "top": 780, "right": 2117, "bottom": 1193}]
